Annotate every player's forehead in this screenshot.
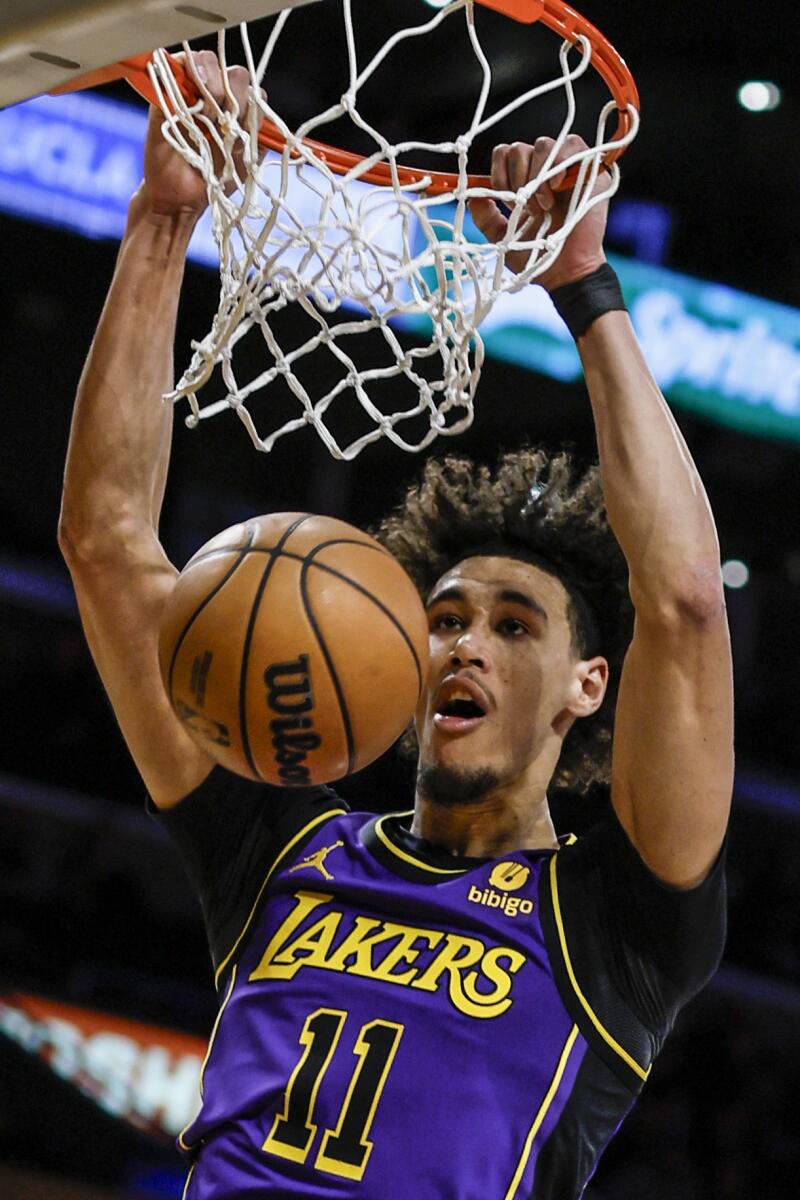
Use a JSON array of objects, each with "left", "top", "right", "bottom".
[{"left": 426, "top": 555, "right": 570, "bottom": 621}]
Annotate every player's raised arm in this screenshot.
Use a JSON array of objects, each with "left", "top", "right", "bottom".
[
  {"left": 58, "top": 54, "right": 253, "bottom": 809},
  {"left": 471, "top": 137, "right": 733, "bottom": 888}
]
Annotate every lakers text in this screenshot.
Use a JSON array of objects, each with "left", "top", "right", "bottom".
[{"left": 249, "top": 891, "right": 526, "bottom": 1019}]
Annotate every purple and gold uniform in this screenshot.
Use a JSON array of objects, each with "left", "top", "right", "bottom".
[{"left": 153, "top": 767, "right": 725, "bottom": 1199}]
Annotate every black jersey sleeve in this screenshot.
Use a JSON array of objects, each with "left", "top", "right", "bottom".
[
  {"left": 551, "top": 801, "right": 726, "bottom": 1059},
  {"left": 147, "top": 766, "right": 348, "bottom": 972}
]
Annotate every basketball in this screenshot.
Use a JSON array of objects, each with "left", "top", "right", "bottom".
[{"left": 157, "top": 513, "right": 429, "bottom": 786}]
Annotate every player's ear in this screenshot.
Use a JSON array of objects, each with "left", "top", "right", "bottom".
[{"left": 566, "top": 655, "right": 608, "bottom": 719}]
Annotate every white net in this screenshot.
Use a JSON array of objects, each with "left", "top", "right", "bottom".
[{"left": 147, "top": 0, "right": 638, "bottom": 459}]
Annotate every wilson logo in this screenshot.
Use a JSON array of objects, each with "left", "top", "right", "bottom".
[{"left": 264, "top": 654, "right": 322, "bottom": 785}]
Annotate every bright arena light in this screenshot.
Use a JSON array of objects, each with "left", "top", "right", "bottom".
[
  {"left": 737, "top": 81, "right": 781, "bottom": 112},
  {"left": 722, "top": 559, "right": 750, "bottom": 589}
]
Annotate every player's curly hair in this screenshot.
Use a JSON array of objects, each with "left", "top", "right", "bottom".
[{"left": 376, "top": 447, "right": 633, "bottom": 795}]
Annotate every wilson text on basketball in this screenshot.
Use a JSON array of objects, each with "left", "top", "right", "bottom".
[{"left": 264, "top": 654, "right": 321, "bottom": 784}]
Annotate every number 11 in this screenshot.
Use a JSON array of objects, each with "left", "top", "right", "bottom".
[{"left": 263, "top": 1008, "right": 404, "bottom": 1181}]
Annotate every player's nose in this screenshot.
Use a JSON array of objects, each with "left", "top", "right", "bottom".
[{"left": 449, "top": 628, "right": 491, "bottom": 673}]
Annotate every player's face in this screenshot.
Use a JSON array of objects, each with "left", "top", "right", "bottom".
[{"left": 415, "top": 556, "right": 599, "bottom": 788}]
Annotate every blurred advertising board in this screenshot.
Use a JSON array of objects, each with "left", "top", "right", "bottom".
[{"left": 0, "top": 993, "right": 203, "bottom": 1140}]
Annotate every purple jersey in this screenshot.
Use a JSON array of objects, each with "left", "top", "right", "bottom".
[{"left": 158, "top": 788, "right": 725, "bottom": 1200}]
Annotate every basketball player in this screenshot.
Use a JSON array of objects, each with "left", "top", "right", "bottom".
[{"left": 59, "top": 52, "right": 732, "bottom": 1198}]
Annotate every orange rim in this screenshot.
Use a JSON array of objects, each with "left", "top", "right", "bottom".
[{"left": 52, "top": 0, "right": 639, "bottom": 197}]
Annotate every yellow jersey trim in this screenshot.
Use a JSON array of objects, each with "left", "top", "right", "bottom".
[
  {"left": 373, "top": 813, "right": 472, "bottom": 876},
  {"left": 549, "top": 854, "right": 651, "bottom": 1083},
  {"left": 178, "top": 964, "right": 238, "bottom": 1152},
  {"left": 503, "top": 1023, "right": 580, "bottom": 1199},
  {"left": 214, "top": 808, "right": 347, "bottom": 989},
  {"left": 180, "top": 1162, "right": 196, "bottom": 1200}
]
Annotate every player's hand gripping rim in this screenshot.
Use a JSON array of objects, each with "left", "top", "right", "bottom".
[
  {"left": 138, "top": 50, "right": 264, "bottom": 220},
  {"left": 469, "top": 134, "right": 613, "bottom": 291}
]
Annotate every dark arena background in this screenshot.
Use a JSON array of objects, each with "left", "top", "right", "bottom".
[{"left": 1, "top": 1, "right": 799, "bottom": 1197}]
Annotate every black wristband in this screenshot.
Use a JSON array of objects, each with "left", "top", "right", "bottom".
[{"left": 549, "top": 263, "right": 627, "bottom": 340}]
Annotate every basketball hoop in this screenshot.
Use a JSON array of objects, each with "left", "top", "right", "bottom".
[{"left": 59, "top": 0, "right": 640, "bottom": 459}]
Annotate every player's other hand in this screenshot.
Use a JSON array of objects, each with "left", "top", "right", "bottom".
[
  {"left": 469, "top": 134, "right": 610, "bottom": 291},
  {"left": 138, "top": 50, "right": 256, "bottom": 219}
]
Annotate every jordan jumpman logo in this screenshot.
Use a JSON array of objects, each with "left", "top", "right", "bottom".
[{"left": 288, "top": 841, "right": 344, "bottom": 882}]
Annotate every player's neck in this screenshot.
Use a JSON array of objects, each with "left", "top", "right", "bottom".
[{"left": 410, "top": 773, "right": 558, "bottom": 859}]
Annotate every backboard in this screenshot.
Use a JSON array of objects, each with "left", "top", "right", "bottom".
[{"left": 0, "top": 0, "right": 320, "bottom": 108}]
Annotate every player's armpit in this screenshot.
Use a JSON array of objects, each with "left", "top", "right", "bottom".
[
  {"left": 609, "top": 601, "right": 734, "bottom": 890},
  {"left": 63, "top": 532, "right": 215, "bottom": 809}
]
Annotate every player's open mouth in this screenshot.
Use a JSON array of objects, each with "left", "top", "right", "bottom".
[{"left": 433, "top": 680, "right": 489, "bottom": 734}]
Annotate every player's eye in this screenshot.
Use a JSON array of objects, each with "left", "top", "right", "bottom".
[
  {"left": 498, "top": 617, "right": 529, "bottom": 637},
  {"left": 430, "top": 612, "right": 463, "bottom": 632}
]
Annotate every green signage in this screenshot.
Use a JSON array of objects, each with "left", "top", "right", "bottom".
[{"left": 403, "top": 224, "right": 800, "bottom": 443}]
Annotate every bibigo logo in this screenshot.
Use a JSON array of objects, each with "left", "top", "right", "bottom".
[{"left": 468, "top": 862, "right": 533, "bottom": 919}]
